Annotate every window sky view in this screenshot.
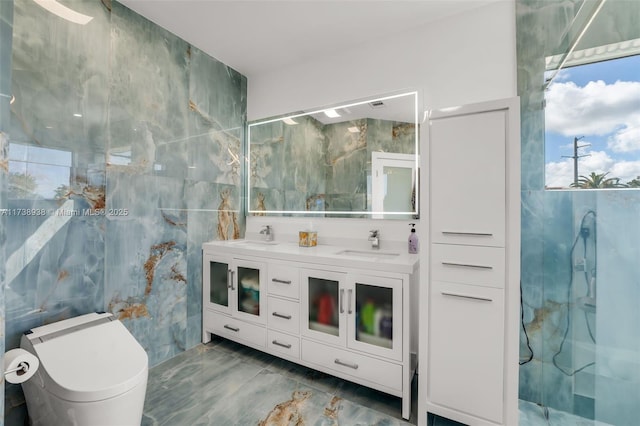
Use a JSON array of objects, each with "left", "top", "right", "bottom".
[{"left": 545, "top": 54, "right": 640, "bottom": 188}]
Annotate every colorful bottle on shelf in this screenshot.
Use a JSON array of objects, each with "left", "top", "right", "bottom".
[
  {"left": 317, "top": 293, "right": 334, "bottom": 325},
  {"left": 360, "top": 299, "right": 377, "bottom": 335}
]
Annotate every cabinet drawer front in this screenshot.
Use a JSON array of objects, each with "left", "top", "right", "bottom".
[
  {"left": 208, "top": 311, "right": 266, "bottom": 348},
  {"left": 268, "top": 263, "right": 299, "bottom": 299},
  {"left": 428, "top": 281, "right": 504, "bottom": 423},
  {"left": 301, "top": 339, "right": 402, "bottom": 391},
  {"left": 430, "top": 110, "right": 506, "bottom": 247},
  {"left": 267, "top": 297, "right": 300, "bottom": 334},
  {"left": 267, "top": 330, "right": 300, "bottom": 359},
  {"left": 431, "top": 244, "right": 505, "bottom": 288}
]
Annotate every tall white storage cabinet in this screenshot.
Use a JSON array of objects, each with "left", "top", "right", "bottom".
[{"left": 418, "top": 98, "right": 520, "bottom": 426}]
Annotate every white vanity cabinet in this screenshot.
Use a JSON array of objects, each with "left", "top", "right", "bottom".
[
  {"left": 202, "top": 241, "right": 419, "bottom": 420},
  {"left": 420, "top": 98, "right": 520, "bottom": 426},
  {"left": 202, "top": 253, "right": 267, "bottom": 349}
]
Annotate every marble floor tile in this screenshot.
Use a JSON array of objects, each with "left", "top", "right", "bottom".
[
  {"left": 143, "top": 338, "right": 413, "bottom": 426},
  {"left": 143, "top": 338, "right": 602, "bottom": 426}
]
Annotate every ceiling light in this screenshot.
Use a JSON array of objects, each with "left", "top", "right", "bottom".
[
  {"left": 33, "top": 0, "right": 94, "bottom": 25},
  {"left": 348, "top": 126, "right": 360, "bottom": 133},
  {"left": 324, "top": 109, "right": 340, "bottom": 118},
  {"left": 282, "top": 117, "right": 298, "bottom": 125},
  {"left": 73, "top": 113, "right": 82, "bottom": 117}
]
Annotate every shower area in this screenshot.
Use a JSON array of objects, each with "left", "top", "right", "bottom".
[{"left": 517, "top": 1, "right": 640, "bottom": 425}]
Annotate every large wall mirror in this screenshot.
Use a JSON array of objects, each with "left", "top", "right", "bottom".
[{"left": 247, "top": 91, "right": 419, "bottom": 219}]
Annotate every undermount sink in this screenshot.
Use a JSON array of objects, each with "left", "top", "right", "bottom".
[{"left": 335, "top": 249, "right": 400, "bottom": 259}]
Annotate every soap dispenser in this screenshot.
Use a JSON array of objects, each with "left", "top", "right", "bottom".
[{"left": 408, "top": 223, "right": 419, "bottom": 254}]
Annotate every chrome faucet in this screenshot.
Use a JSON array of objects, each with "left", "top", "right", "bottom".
[
  {"left": 260, "top": 225, "right": 273, "bottom": 241},
  {"left": 368, "top": 229, "right": 380, "bottom": 249}
]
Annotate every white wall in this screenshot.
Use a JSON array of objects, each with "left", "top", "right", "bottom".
[
  {"left": 246, "top": 0, "right": 516, "bottom": 242},
  {"left": 248, "top": 0, "right": 516, "bottom": 120}
]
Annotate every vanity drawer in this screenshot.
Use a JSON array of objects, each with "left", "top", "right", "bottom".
[
  {"left": 301, "top": 339, "right": 402, "bottom": 392},
  {"left": 431, "top": 244, "right": 505, "bottom": 288},
  {"left": 267, "top": 296, "right": 300, "bottom": 334},
  {"left": 268, "top": 263, "right": 299, "bottom": 299},
  {"left": 208, "top": 310, "right": 266, "bottom": 348},
  {"left": 268, "top": 330, "right": 300, "bottom": 359}
]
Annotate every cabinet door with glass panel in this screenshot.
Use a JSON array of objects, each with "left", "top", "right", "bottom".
[
  {"left": 300, "top": 269, "right": 347, "bottom": 346},
  {"left": 301, "top": 269, "right": 403, "bottom": 361},
  {"left": 203, "top": 253, "right": 267, "bottom": 324},
  {"left": 347, "top": 274, "right": 403, "bottom": 361}
]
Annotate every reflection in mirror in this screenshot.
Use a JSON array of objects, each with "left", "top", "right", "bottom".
[
  {"left": 248, "top": 91, "right": 419, "bottom": 219},
  {"left": 371, "top": 152, "right": 417, "bottom": 219}
]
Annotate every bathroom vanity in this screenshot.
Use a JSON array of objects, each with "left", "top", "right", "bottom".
[{"left": 202, "top": 240, "right": 419, "bottom": 419}]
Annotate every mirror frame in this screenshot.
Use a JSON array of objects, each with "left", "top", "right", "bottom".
[{"left": 246, "top": 91, "right": 420, "bottom": 218}]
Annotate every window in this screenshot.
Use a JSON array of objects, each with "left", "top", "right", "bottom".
[{"left": 544, "top": 54, "right": 640, "bottom": 189}]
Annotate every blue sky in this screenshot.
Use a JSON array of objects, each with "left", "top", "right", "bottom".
[{"left": 545, "top": 54, "right": 640, "bottom": 188}]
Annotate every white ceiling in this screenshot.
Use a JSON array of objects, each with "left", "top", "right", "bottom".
[{"left": 118, "top": 0, "right": 499, "bottom": 79}]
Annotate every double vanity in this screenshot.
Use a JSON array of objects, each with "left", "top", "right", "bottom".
[
  {"left": 202, "top": 239, "right": 419, "bottom": 419},
  {"left": 201, "top": 93, "right": 520, "bottom": 425}
]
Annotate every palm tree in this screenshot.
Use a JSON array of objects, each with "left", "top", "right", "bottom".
[
  {"left": 627, "top": 176, "right": 640, "bottom": 188},
  {"left": 571, "top": 172, "right": 628, "bottom": 189}
]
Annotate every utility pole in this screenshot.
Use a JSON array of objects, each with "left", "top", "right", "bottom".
[{"left": 562, "top": 136, "right": 590, "bottom": 186}]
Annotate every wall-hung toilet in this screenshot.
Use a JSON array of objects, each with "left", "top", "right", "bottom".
[{"left": 19, "top": 312, "right": 148, "bottom": 426}]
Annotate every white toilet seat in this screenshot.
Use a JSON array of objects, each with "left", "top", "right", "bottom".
[
  {"left": 20, "top": 312, "right": 149, "bottom": 426},
  {"left": 24, "top": 313, "right": 148, "bottom": 402}
]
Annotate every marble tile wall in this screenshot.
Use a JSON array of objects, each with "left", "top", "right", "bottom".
[
  {"left": 517, "top": 1, "right": 640, "bottom": 424},
  {"left": 0, "top": 2, "right": 12, "bottom": 425},
  {"left": 3, "top": 0, "right": 245, "bottom": 422}
]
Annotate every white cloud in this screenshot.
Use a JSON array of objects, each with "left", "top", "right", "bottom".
[
  {"left": 608, "top": 123, "right": 640, "bottom": 153},
  {"left": 610, "top": 160, "right": 640, "bottom": 183},
  {"left": 545, "top": 159, "right": 575, "bottom": 188},
  {"left": 580, "top": 150, "right": 616, "bottom": 174},
  {"left": 545, "top": 80, "right": 640, "bottom": 140}
]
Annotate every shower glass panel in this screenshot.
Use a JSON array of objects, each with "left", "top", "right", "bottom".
[{"left": 517, "top": 0, "right": 640, "bottom": 424}]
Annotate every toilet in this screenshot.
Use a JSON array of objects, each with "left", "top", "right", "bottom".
[{"left": 19, "top": 312, "right": 148, "bottom": 426}]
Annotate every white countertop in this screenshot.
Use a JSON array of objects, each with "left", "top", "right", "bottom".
[{"left": 202, "top": 239, "right": 419, "bottom": 275}]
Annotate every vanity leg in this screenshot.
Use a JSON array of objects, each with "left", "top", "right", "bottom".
[
  {"left": 402, "top": 373, "right": 411, "bottom": 420},
  {"left": 402, "top": 392, "right": 410, "bottom": 420},
  {"left": 202, "top": 330, "right": 211, "bottom": 344}
]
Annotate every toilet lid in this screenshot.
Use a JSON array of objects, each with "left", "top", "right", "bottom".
[{"left": 30, "top": 318, "right": 148, "bottom": 402}]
